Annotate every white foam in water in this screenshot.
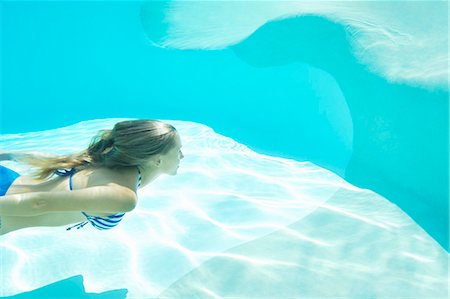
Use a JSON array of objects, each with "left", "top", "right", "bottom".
[
  {"left": 0, "top": 119, "right": 447, "bottom": 298},
  {"left": 140, "top": 0, "right": 448, "bottom": 90}
]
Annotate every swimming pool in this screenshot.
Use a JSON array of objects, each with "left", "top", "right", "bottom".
[{"left": 1, "top": 1, "right": 448, "bottom": 298}]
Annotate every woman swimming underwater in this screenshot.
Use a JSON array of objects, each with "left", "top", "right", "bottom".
[{"left": 0, "top": 119, "right": 184, "bottom": 234}]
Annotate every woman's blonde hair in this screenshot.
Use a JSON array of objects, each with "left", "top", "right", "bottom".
[{"left": 20, "top": 119, "right": 178, "bottom": 180}]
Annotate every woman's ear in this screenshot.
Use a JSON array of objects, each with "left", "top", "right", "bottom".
[{"left": 151, "top": 156, "right": 161, "bottom": 167}]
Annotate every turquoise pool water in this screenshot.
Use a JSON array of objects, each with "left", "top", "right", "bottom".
[{"left": 1, "top": 1, "right": 448, "bottom": 298}]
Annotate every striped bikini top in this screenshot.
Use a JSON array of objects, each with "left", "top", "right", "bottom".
[{"left": 55, "top": 166, "right": 142, "bottom": 231}]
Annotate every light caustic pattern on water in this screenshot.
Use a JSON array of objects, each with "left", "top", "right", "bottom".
[{"left": 0, "top": 119, "right": 447, "bottom": 298}]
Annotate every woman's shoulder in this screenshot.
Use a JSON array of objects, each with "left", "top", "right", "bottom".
[
  {"left": 6, "top": 165, "right": 140, "bottom": 196},
  {"left": 82, "top": 166, "right": 140, "bottom": 193}
]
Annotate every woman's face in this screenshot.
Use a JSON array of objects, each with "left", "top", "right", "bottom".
[{"left": 158, "top": 133, "right": 184, "bottom": 175}]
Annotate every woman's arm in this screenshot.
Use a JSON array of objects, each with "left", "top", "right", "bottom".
[
  {"left": 0, "top": 150, "right": 60, "bottom": 162},
  {"left": 0, "top": 193, "right": 39, "bottom": 216},
  {"left": 0, "top": 185, "right": 137, "bottom": 216}
]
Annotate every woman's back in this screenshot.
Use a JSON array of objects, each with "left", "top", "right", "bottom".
[{"left": 1, "top": 166, "right": 139, "bottom": 235}]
